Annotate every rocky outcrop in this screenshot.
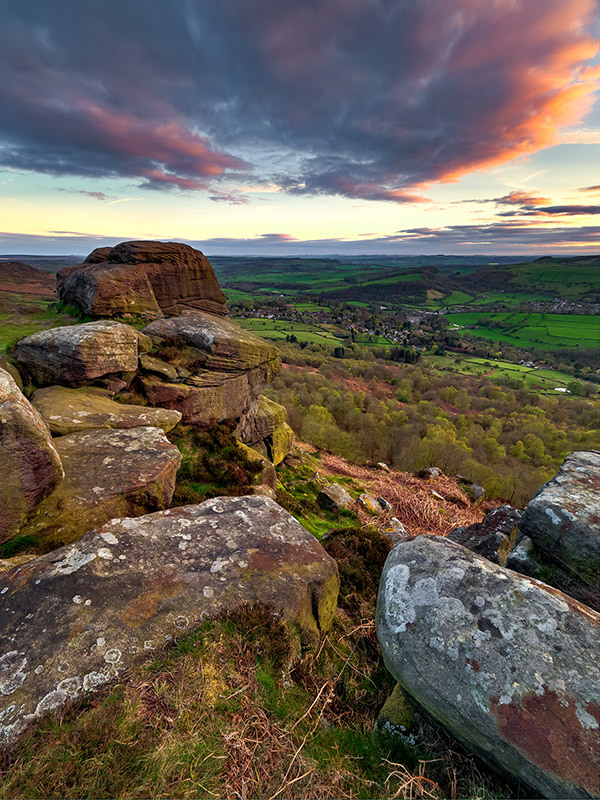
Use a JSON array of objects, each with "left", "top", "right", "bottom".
[
  {"left": 14, "top": 321, "right": 142, "bottom": 386},
  {"left": 0, "top": 496, "right": 339, "bottom": 744},
  {"left": 0, "top": 369, "right": 64, "bottom": 544},
  {"left": 519, "top": 451, "right": 600, "bottom": 583},
  {"left": 142, "top": 312, "right": 280, "bottom": 373},
  {"left": 448, "top": 505, "right": 522, "bottom": 565},
  {"left": 234, "top": 441, "right": 277, "bottom": 492},
  {"left": 138, "top": 313, "right": 281, "bottom": 430},
  {"left": 141, "top": 372, "right": 260, "bottom": 427},
  {"left": 239, "top": 397, "right": 294, "bottom": 464},
  {"left": 377, "top": 535, "right": 600, "bottom": 799},
  {"left": 236, "top": 394, "right": 287, "bottom": 443},
  {"left": 21, "top": 427, "right": 181, "bottom": 550},
  {"left": 317, "top": 483, "right": 353, "bottom": 511},
  {"left": 31, "top": 386, "right": 181, "bottom": 435},
  {"left": 56, "top": 241, "right": 227, "bottom": 319}
]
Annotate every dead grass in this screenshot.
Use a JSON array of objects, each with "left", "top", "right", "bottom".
[
  {"left": 317, "top": 453, "right": 497, "bottom": 537},
  {"left": 0, "top": 601, "right": 515, "bottom": 800}
]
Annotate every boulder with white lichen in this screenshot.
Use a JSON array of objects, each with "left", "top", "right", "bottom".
[
  {"left": 518, "top": 450, "right": 600, "bottom": 584},
  {"left": 0, "top": 496, "right": 339, "bottom": 746},
  {"left": 376, "top": 534, "right": 600, "bottom": 799}
]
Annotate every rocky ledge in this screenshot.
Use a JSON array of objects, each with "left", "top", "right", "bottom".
[{"left": 0, "top": 496, "right": 339, "bottom": 745}]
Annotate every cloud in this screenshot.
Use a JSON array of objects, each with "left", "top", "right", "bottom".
[
  {"left": 578, "top": 185, "right": 600, "bottom": 192},
  {"left": 57, "top": 189, "right": 110, "bottom": 201},
  {"left": 105, "top": 197, "right": 142, "bottom": 207},
  {"left": 536, "top": 205, "right": 599, "bottom": 215},
  {"left": 0, "top": 0, "right": 596, "bottom": 203},
  {"left": 493, "top": 191, "right": 551, "bottom": 207},
  {"left": 2, "top": 223, "right": 596, "bottom": 256}
]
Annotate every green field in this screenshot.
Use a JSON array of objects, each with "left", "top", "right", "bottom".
[
  {"left": 446, "top": 311, "right": 599, "bottom": 350},
  {"left": 424, "top": 354, "right": 583, "bottom": 393},
  {"left": 0, "top": 298, "right": 77, "bottom": 353},
  {"left": 238, "top": 318, "right": 346, "bottom": 346},
  {"left": 506, "top": 259, "right": 599, "bottom": 299},
  {"left": 238, "top": 317, "right": 390, "bottom": 348}
]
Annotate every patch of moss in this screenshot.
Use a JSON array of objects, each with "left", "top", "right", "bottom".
[{"left": 0, "top": 535, "right": 37, "bottom": 558}]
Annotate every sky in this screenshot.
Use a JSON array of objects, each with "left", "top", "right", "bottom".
[{"left": 0, "top": 0, "right": 598, "bottom": 257}]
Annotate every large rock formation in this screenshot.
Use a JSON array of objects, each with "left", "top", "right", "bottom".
[
  {"left": 519, "top": 451, "right": 599, "bottom": 583},
  {"left": 376, "top": 535, "right": 600, "bottom": 799},
  {"left": 21, "top": 427, "right": 181, "bottom": 550},
  {"left": 0, "top": 368, "right": 64, "bottom": 543},
  {"left": 139, "top": 313, "right": 282, "bottom": 428},
  {"left": 14, "top": 321, "right": 142, "bottom": 386},
  {"left": 31, "top": 385, "right": 181, "bottom": 435},
  {"left": 0, "top": 496, "right": 339, "bottom": 744},
  {"left": 141, "top": 372, "right": 260, "bottom": 427},
  {"left": 57, "top": 241, "right": 227, "bottom": 319}
]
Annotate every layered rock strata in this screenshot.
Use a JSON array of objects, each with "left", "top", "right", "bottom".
[{"left": 57, "top": 241, "right": 227, "bottom": 319}]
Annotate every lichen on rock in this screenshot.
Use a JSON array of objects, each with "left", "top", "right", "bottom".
[
  {"left": 0, "top": 496, "right": 338, "bottom": 745},
  {"left": 376, "top": 534, "right": 600, "bottom": 799}
]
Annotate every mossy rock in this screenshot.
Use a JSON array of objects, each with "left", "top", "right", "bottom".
[{"left": 377, "top": 684, "right": 417, "bottom": 735}]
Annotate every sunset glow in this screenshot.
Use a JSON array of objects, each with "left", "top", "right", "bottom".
[{"left": 0, "top": 0, "right": 597, "bottom": 255}]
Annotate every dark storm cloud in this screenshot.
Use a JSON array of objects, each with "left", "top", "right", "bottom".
[{"left": 0, "top": 0, "right": 596, "bottom": 202}]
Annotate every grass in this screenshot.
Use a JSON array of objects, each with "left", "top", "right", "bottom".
[
  {"left": 446, "top": 311, "right": 599, "bottom": 351},
  {"left": 238, "top": 318, "right": 348, "bottom": 346},
  {"left": 0, "top": 551, "right": 518, "bottom": 800},
  {"left": 0, "top": 301, "right": 79, "bottom": 353}
]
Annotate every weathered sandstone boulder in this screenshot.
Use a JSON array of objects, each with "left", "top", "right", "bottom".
[
  {"left": 141, "top": 372, "right": 260, "bottom": 426},
  {"left": 0, "top": 355, "right": 22, "bottom": 390},
  {"left": 20, "top": 427, "right": 180, "bottom": 550},
  {"left": 31, "top": 385, "right": 181, "bottom": 435},
  {"left": 268, "top": 420, "right": 293, "bottom": 466},
  {"left": 448, "top": 505, "right": 522, "bottom": 566},
  {"left": 138, "top": 353, "right": 179, "bottom": 382},
  {"left": 381, "top": 517, "right": 408, "bottom": 543},
  {"left": 0, "top": 369, "right": 64, "bottom": 543},
  {"left": 142, "top": 311, "right": 281, "bottom": 374},
  {"left": 237, "top": 394, "right": 287, "bottom": 443},
  {"left": 235, "top": 441, "right": 277, "bottom": 491},
  {"left": 519, "top": 451, "right": 600, "bottom": 583},
  {"left": 14, "top": 321, "right": 141, "bottom": 386},
  {"left": 415, "top": 467, "right": 443, "bottom": 480},
  {"left": 377, "top": 535, "right": 600, "bottom": 799},
  {"left": 317, "top": 483, "right": 353, "bottom": 511},
  {"left": 0, "top": 496, "right": 339, "bottom": 744},
  {"left": 56, "top": 241, "right": 227, "bottom": 319}
]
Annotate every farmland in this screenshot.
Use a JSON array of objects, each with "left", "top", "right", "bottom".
[{"left": 447, "top": 311, "right": 599, "bottom": 351}]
